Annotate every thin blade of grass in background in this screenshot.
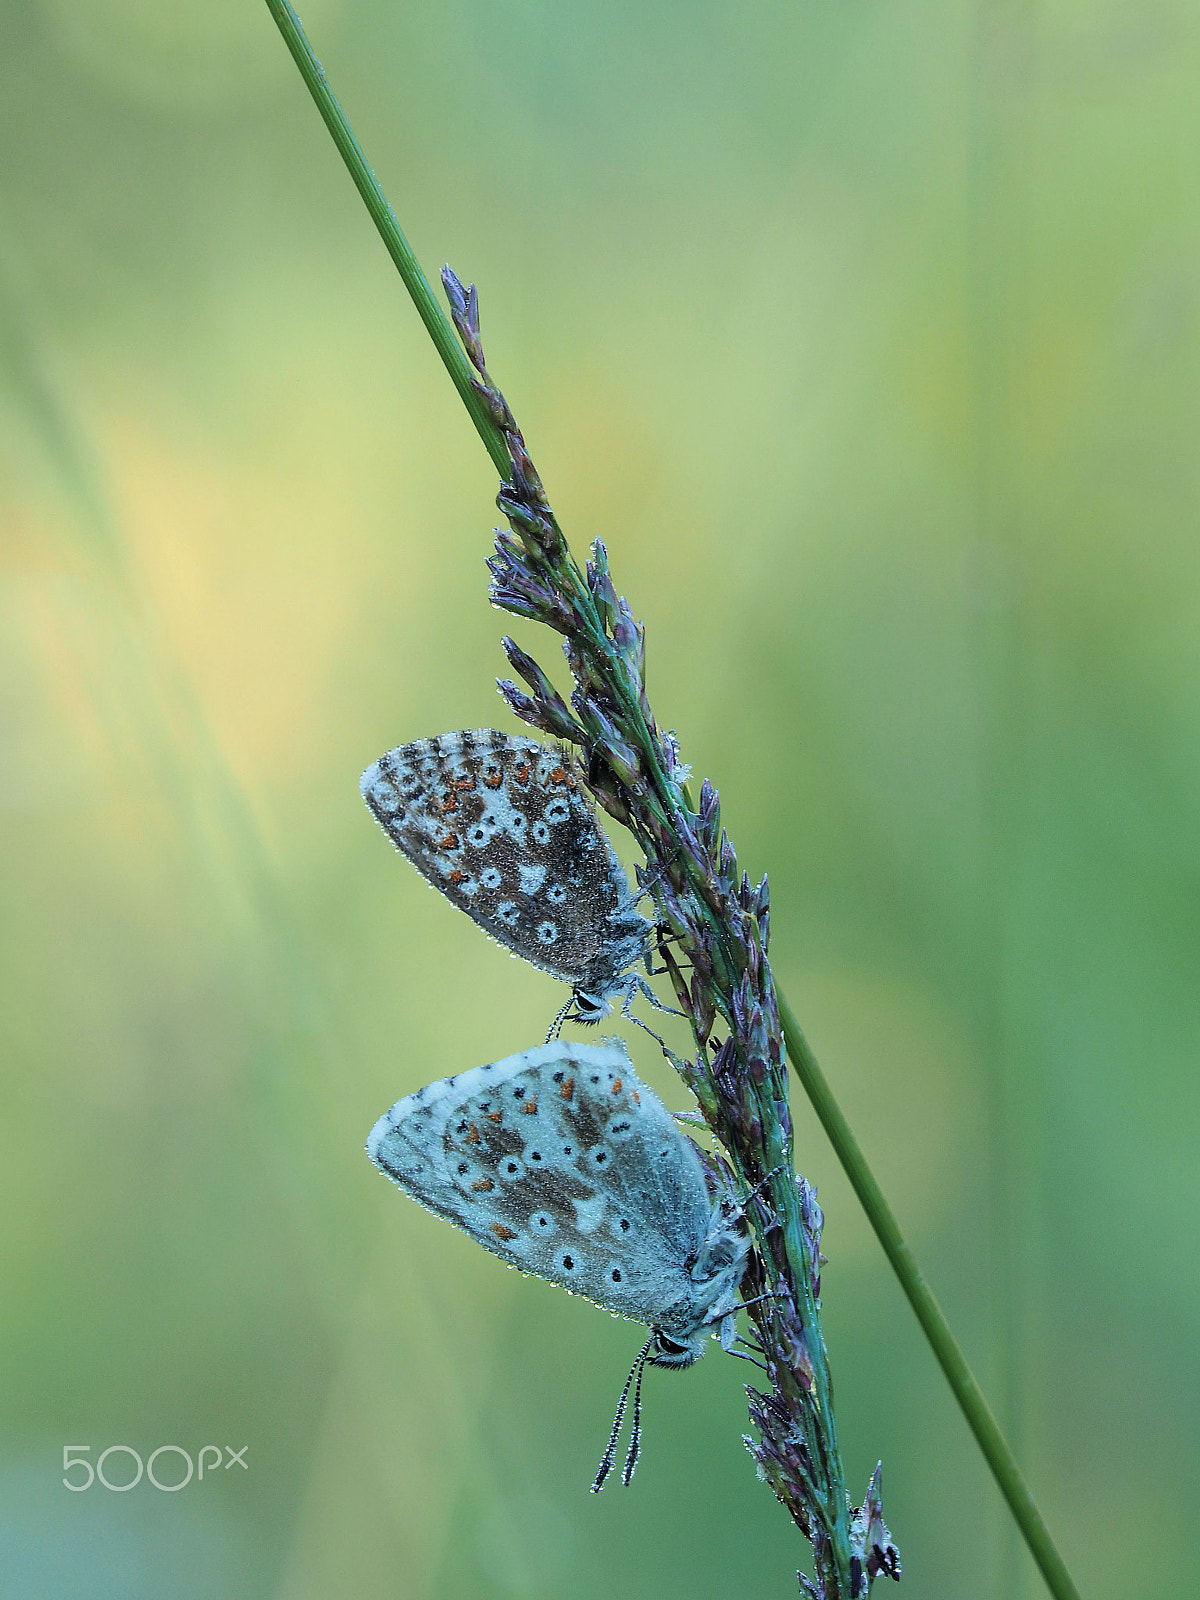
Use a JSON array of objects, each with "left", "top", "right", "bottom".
[
  {"left": 0, "top": 291, "right": 357, "bottom": 1283},
  {"left": 261, "top": 4, "right": 1084, "bottom": 1597}
]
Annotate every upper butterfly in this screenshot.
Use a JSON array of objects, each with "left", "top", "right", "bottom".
[{"left": 361, "top": 730, "right": 656, "bottom": 1027}]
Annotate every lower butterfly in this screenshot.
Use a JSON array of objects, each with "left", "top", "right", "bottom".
[{"left": 367, "top": 1038, "right": 752, "bottom": 1487}]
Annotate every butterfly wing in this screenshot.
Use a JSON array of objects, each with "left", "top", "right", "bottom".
[
  {"left": 360, "top": 731, "right": 650, "bottom": 997},
  {"left": 367, "top": 1041, "right": 717, "bottom": 1332}
]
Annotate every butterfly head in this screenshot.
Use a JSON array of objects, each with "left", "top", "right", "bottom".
[
  {"left": 570, "top": 987, "right": 613, "bottom": 1024},
  {"left": 647, "top": 1328, "right": 707, "bottom": 1369}
]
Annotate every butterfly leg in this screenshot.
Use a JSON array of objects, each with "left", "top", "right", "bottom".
[
  {"left": 725, "top": 1345, "right": 770, "bottom": 1373},
  {"left": 615, "top": 976, "right": 687, "bottom": 1053},
  {"left": 718, "top": 1308, "right": 739, "bottom": 1354},
  {"left": 729, "top": 1291, "right": 783, "bottom": 1373},
  {"left": 738, "top": 1288, "right": 783, "bottom": 1315},
  {"left": 738, "top": 1161, "right": 790, "bottom": 1216},
  {"left": 644, "top": 924, "right": 693, "bottom": 980},
  {"left": 629, "top": 974, "right": 687, "bottom": 1020},
  {"left": 736, "top": 1330, "right": 767, "bottom": 1354},
  {"left": 621, "top": 1009, "right": 671, "bottom": 1052},
  {"left": 633, "top": 858, "right": 671, "bottom": 906},
  {"left": 719, "top": 1303, "right": 772, "bottom": 1371}
]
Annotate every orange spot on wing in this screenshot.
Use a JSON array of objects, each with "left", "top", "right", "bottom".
[
  {"left": 447, "top": 870, "right": 469, "bottom": 886},
  {"left": 490, "top": 1223, "right": 517, "bottom": 1241},
  {"left": 559, "top": 1078, "right": 575, "bottom": 1102},
  {"left": 521, "top": 1099, "right": 538, "bottom": 1115},
  {"left": 436, "top": 831, "right": 460, "bottom": 850},
  {"left": 464, "top": 1123, "right": 481, "bottom": 1144},
  {"left": 611, "top": 1078, "right": 623, "bottom": 1094},
  {"left": 454, "top": 775, "right": 476, "bottom": 791},
  {"left": 471, "top": 1178, "right": 495, "bottom": 1192},
  {"left": 513, "top": 761, "right": 531, "bottom": 784},
  {"left": 486, "top": 1110, "right": 503, "bottom": 1123},
  {"left": 631, "top": 1089, "right": 640, "bottom": 1104},
  {"left": 483, "top": 769, "right": 503, "bottom": 788},
  {"left": 548, "top": 766, "right": 568, "bottom": 785}
]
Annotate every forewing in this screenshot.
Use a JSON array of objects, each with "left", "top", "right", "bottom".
[
  {"left": 360, "top": 731, "right": 650, "bottom": 994},
  {"left": 368, "top": 1041, "right": 713, "bottom": 1330}
]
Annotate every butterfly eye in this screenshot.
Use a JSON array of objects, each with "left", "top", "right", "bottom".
[{"left": 651, "top": 1332, "right": 696, "bottom": 1367}]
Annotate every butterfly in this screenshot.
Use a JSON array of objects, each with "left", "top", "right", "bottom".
[
  {"left": 367, "top": 1038, "right": 751, "bottom": 1487},
  {"left": 360, "top": 730, "right": 667, "bottom": 1032}
]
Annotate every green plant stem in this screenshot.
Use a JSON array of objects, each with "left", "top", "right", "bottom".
[
  {"left": 779, "top": 994, "right": 1081, "bottom": 1600},
  {"left": 264, "top": 8, "right": 1084, "bottom": 1597},
  {"left": 263, "top": 0, "right": 511, "bottom": 479}
]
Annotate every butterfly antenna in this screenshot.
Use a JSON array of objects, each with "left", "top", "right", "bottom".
[
  {"left": 590, "top": 1337, "right": 652, "bottom": 1493},
  {"left": 621, "top": 1342, "right": 649, "bottom": 1485},
  {"left": 545, "top": 995, "right": 573, "bottom": 1045}
]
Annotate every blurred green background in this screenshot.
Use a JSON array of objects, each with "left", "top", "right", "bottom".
[{"left": 2, "top": 0, "right": 1197, "bottom": 1595}]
